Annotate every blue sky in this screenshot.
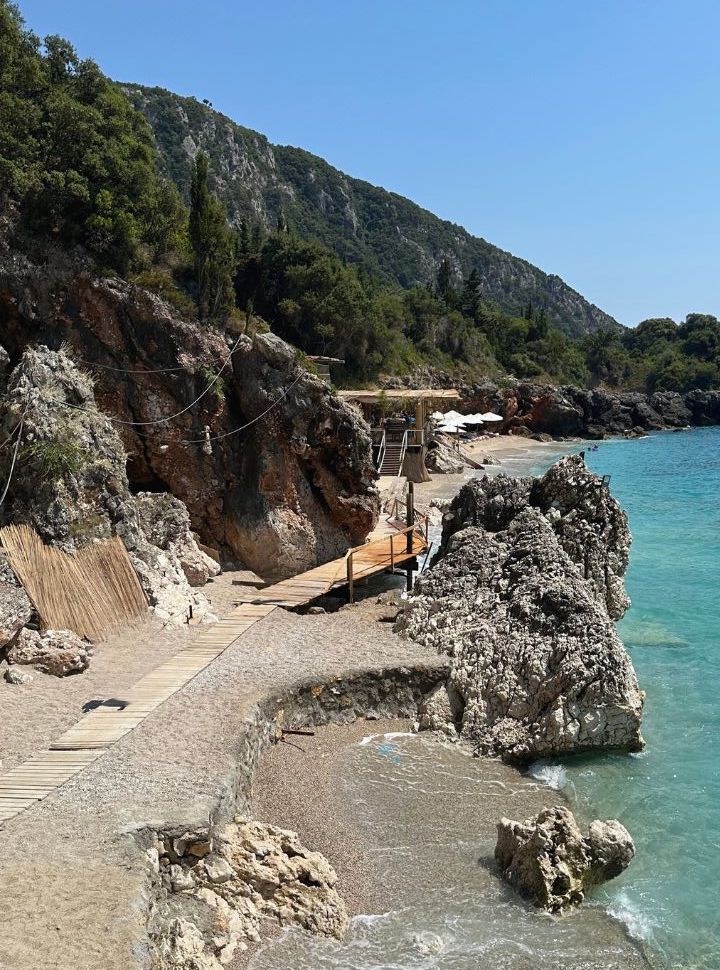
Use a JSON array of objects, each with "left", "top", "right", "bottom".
[{"left": 16, "top": 0, "right": 720, "bottom": 326}]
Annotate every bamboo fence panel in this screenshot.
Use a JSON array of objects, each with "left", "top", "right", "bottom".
[{"left": 0, "top": 524, "right": 147, "bottom": 641}]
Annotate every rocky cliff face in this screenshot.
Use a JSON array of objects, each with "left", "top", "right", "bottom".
[
  {"left": 0, "top": 345, "right": 221, "bottom": 624},
  {"left": 0, "top": 250, "right": 379, "bottom": 580},
  {"left": 397, "top": 456, "right": 644, "bottom": 762},
  {"left": 123, "top": 85, "right": 619, "bottom": 339}
]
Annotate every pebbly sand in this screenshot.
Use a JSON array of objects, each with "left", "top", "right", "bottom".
[{"left": 2, "top": 434, "right": 619, "bottom": 970}]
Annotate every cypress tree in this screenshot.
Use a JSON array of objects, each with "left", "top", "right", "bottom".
[{"left": 189, "top": 152, "right": 235, "bottom": 320}]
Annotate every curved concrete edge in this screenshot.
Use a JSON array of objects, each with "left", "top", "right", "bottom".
[{"left": 135, "top": 659, "right": 449, "bottom": 966}]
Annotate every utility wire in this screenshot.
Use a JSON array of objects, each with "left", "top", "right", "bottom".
[
  {"left": 174, "top": 374, "right": 303, "bottom": 444},
  {"left": 0, "top": 409, "right": 27, "bottom": 508},
  {"left": 59, "top": 334, "right": 244, "bottom": 428},
  {"left": 78, "top": 359, "right": 194, "bottom": 375},
  {"left": 0, "top": 418, "right": 23, "bottom": 454},
  {"left": 50, "top": 373, "right": 304, "bottom": 446}
]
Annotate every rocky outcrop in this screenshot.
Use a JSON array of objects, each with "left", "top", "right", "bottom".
[
  {"left": 398, "top": 456, "right": 644, "bottom": 762},
  {"left": 149, "top": 818, "right": 347, "bottom": 968},
  {"left": 495, "top": 806, "right": 635, "bottom": 911},
  {"left": 426, "top": 441, "right": 466, "bottom": 474},
  {"left": 4, "top": 627, "right": 90, "bottom": 676},
  {"left": 135, "top": 492, "right": 219, "bottom": 588},
  {"left": 0, "top": 346, "right": 219, "bottom": 625},
  {"left": 460, "top": 379, "right": 711, "bottom": 439},
  {"left": 0, "top": 251, "right": 379, "bottom": 579}
]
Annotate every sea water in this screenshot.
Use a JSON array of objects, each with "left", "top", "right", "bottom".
[
  {"left": 553, "top": 428, "right": 720, "bottom": 970},
  {"left": 250, "top": 429, "right": 719, "bottom": 969}
]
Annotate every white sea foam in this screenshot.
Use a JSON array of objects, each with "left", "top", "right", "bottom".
[
  {"left": 358, "top": 731, "right": 414, "bottom": 747},
  {"left": 528, "top": 761, "right": 568, "bottom": 790},
  {"left": 606, "top": 891, "right": 656, "bottom": 943}
]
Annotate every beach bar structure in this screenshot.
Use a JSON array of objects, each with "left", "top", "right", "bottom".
[{"left": 337, "top": 388, "right": 461, "bottom": 482}]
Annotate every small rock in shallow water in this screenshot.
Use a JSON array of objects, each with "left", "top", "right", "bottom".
[
  {"left": 495, "top": 805, "right": 634, "bottom": 912},
  {"left": 413, "top": 931, "right": 445, "bottom": 954}
]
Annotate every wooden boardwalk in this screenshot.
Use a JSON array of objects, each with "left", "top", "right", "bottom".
[
  {"left": 0, "top": 518, "right": 428, "bottom": 825},
  {"left": 235, "top": 519, "right": 428, "bottom": 607}
]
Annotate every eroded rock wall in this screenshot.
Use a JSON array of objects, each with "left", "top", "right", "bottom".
[{"left": 0, "top": 346, "right": 219, "bottom": 625}]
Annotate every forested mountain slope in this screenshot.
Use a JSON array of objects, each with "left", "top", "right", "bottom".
[{"left": 124, "top": 84, "right": 618, "bottom": 339}]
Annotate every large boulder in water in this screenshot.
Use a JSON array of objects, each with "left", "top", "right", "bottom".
[
  {"left": 397, "top": 456, "right": 644, "bottom": 762},
  {"left": 495, "top": 806, "right": 635, "bottom": 912}
]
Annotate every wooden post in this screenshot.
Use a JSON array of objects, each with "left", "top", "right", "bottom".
[
  {"left": 406, "top": 482, "right": 414, "bottom": 592},
  {"left": 346, "top": 552, "right": 354, "bottom": 604},
  {"left": 390, "top": 533, "right": 394, "bottom": 571}
]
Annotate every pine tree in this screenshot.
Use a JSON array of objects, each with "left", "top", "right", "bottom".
[
  {"left": 461, "top": 267, "right": 480, "bottom": 317},
  {"left": 189, "top": 152, "right": 235, "bottom": 320}
]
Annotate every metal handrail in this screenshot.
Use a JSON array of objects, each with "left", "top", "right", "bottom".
[
  {"left": 396, "top": 430, "right": 408, "bottom": 478},
  {"left": 376, "top": 429, "right": 386, "bottom": 474}
]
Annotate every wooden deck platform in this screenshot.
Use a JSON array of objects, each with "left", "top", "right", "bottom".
[{"left": 0, "top": 517, "right": 428, "bottom": 825}]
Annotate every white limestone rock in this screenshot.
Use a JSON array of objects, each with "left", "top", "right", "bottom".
[
  {"left": 5, "top": 628, "right": 90, "bottom": 677},
  {"left": 397, "top": 457, "right": 644, "bottom": 762}
]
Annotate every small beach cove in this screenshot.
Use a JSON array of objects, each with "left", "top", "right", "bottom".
[
  {"left": 245, "top": 723, "right": 648, "bottom": 970},
  {"left": 245, "top": 429, "right": 720, "bottom": 970}
]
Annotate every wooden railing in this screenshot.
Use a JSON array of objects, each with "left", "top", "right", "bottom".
[
  {"left": 344, "top": 518, "right": 429, "bottom": 603},
  {"left": 385, "top": 496, "right": 430, "bottom": 534}
]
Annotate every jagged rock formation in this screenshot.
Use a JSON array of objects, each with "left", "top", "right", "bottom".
[
  {"left": 495, "top": 806, "right": 635, "bottom": 911},
  {"left": 383, "top": 372, "right": 720, "bottom": 438},
  {"left": 0, "top": 345, "right": 220, "bottom": 625},
  {"left": 149, "top": 819, "right": 347, "bottom": 969},
  {"left": 397, "top": 456, "right": 644, "bottom": 762},
  {"left": 0, "top": 251, "right": 379, "bottom": 579},
  {"left": 123, "top": 85, "right": 618, "bottom": 339}
]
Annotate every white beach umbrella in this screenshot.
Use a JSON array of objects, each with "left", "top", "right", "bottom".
[
  {"left": 437, "top": 423, "right": 461, "bottom": 433},
  {"left": 461, "top": 414, "right": 485, "bottom": 425},
  {"left": 480, "top": 411, "right": 503, "bottom": 422},
  {"left": 442, "top": 410, "right": 464, "bottom": 422}
]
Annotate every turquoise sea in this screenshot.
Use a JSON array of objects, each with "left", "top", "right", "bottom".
[{"left": 545, "top": 428, "right": 720, "bottom": 970}]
